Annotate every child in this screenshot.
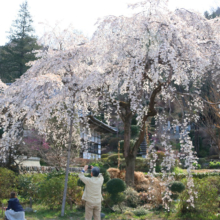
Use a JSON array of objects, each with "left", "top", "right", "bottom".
[{"left": 5, "top": 192, "right": 26, "bottom": 220}]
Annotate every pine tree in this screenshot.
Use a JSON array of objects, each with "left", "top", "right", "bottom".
[{"left": 0, "top": 1, "right": 41, "bottom": 82}]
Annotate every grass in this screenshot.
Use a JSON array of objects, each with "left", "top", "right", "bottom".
[
  {"left": 1, "top": 204, "right": 85, "bottom": 220},
  {"left": 2, "top": 203, "right": 219, "bottom": 220},
  {"left": 1, "top": 203, "right": 178, "bottom": 220}
]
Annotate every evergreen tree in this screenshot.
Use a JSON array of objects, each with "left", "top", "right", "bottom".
[
  {"left": 0, "top": 1, "right": 41, "bottom": 82},
  {"left": 204, "top": 7, "right": 220, "bottom": 20}
]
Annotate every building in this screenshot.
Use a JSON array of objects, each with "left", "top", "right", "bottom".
[{"left": 80, "top": 115, "right": 117, "bottom": 159}]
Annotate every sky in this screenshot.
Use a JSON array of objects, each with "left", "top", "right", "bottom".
[{"left": 0, "top": 0, "right": 219, "bottom": 46}]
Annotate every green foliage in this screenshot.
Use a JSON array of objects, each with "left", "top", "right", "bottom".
[
  {"left": 77, "top": 173, "right": 91, "bottom": 187},
  {"left": 155, "top": 165, "right": 161, "bottom": 173},
  {"left": 193, "top": 162, "right": 201, "bottom": 169},
  {"left": 66, "top": 175, "right": 83, "bottom": 209},
  {"left": 198, "top": 150, "right": 209, "bottom": 158},
  {"left": 110, "top": 192, "right": 125, "bottom": 205},
  {"left": 198, "top": 158, "right": 207, "bottom": 168},
  {"left": 46, "top": 169, "right": 65, "bottom": 180},
  {"left": 0, "top": 168, "right": 17, "bottom": 202},
  {"left": 206, "top": 176, "right": 220, "bottom": 194},
  {"left": 133, "top": 207, "right": 149, "bottom": 216},
  {"left": 204, "top": 7, "right": 220, "bottom": 20},
  {"left": 209, "top": 161, "right": 220, "bottom": 169},
  {"left": 135, "top": 157, "right": 150, "bottom": 172},
  {"left": 18, "top": 174, "right": 39, "bottom": 201},
  {"left": 131, "top": 116, "right": 137, "bottom": 125},
  {"left": 39, "top": 176, "right": 64, "bottom": 209},
  {"left": 107, "top": 154, "right": 123, "bottom": 165},
  {"left": 0, "top": 1, "right": 41, "bottom": 82},
  {"left": 100, "top": 167, "right": 111, "bottom": 184},
  {"left": 101, "top": 154, "right": 109, "bottom": 159},
  {"left": 168, "top": 181, "right": 185, "bottom": 193},
  {"left": 109, "top": 137, "right": 120, "bottom": 151},
  {"left": 120, "top": 157, "right": 149, "bottom": 172},
  {"left": 18, "top": 172, "right": 83, "bottom": 209},
  {"left": 90, "top": 161, "right": 104, "bottom": 168},
  {"left": 170, "top": 193, "right": 179, "bottom": 200},
  {"left": 106, "top": 178, "right": 126, "bottom": 195},
  {"left": 173, "top": 167, "right": 186, "bottom": 175},
  {"left": 124, "top": 187, "right": 139, "bottom": 208},
  {"left": 131, "top": 125, "right": 139, "bottom": 137},
  {"left": 178, "top": 178, "right": 218, "bottom": 216}
]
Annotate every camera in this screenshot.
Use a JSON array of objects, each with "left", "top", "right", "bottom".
[{"left": 88, "top": 165, "right": 92, "bottom": 169}]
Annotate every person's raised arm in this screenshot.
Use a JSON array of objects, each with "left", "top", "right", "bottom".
[{"left": 78, "top": 165, "right": 91, "bottom": 185}]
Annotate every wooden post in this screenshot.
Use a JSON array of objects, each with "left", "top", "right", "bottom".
[
  {"left": 61, "top": 118, "right": 73, "bottom": 217},
  {"left": 118, "top": 141, "right": 120, "bottom": 169},
  {"left": 30, "top": 197, "right": 33, "bottom": 208},
  {"left": 146, "top": 122, "right": 149, "bottom": 157}
]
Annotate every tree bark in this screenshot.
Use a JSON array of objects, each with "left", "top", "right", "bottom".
[
  {"left": 123, "top": 114, "right": 136, "bottom": 186},
  {"left": 125, "top": 154, "right": 136, "bottom": 186},
  {"left": 61, "top": 118, "right": 73, "bottom": 217},
  {"left": 122, "top": 83, "right": 162, "bottom": 186}
]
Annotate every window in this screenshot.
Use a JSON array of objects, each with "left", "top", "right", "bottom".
[{"left": 88, "top": 143, "right": 98, "bottom": 154}]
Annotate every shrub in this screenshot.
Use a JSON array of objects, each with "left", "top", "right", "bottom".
[
  {"left": 18, "top": 174, "right": 40, "bottom": 201},
  {"left": 110, "top": 192, "right": 125, "bottom": 204},
  {"left": 39, "top": 176, "right": 64, "bottom": 209},
  {"left": 109, "top": 137, "right": 120, "bottom": 151},
  {"left": 120, "top": 157, "right": 150, "bottom": 172},
  {"left": 135, "top": 157, "right": 150, "bottom": 172},
  {"left": 77, "top": 173, "right": 91, "bottom": 187},
  {"left": 133, "top": 207, "right": 149, "bottom": 216},
  {"left": 170, "top": 193, "right": 179, "bottom": 200},
  {"left": 193, "top": 162, "right": 201, "bottom": 169},
  {"left": 90, "top": 161, "right": 104, "bottom": 168},
  {"left": 100, "top": 167, "right": 110, "bottom": 184},
  {"left": 198, "top": 158, "right": 207, "bottom": 165},
  {"left": 101, "top": 154, "right": 109, "bottom": 159},
  {"left": 173, "top": 167, "right": 185, "bottom": 175},
  {"left": 155, "top": 165, "right": 161, "bottom": 173},
  {"left": 107, "top": 154, "right": 123, "bottom": 165},
  {"left": 198, "top": 150, "right": 209, "bottom": 158},
  {"left": 168, "top": 181, "right": 185, "bottom": 193},
  {"left": 124, "top": 187, "right": 139, "bottom": 208},
  {"left": 67, "top": 175, "right": 83, "bottom": 209},
  {"left": 209, "top": 161, "right": 220, "bottom": 169},
  {"left": 205, "top": 176, "right": 220, "bottom": 194},
  {"left": 131, "top": 125, "right": 139, "bottom": 137},
  {"left": 0, "top": 168, "right": 17, "bottom": 202},
  {"left": 178, "top": 178, "right": 218, "bottom": 216},
  {"left": 46, "top": 169, "right": 65, "bottom": 179},
  {"left": 106, "top": 178, "right": 126, "bottom": 195}
]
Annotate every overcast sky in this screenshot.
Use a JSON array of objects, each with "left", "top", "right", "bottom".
[{"left": 0, "top": 0, "right": 219, "bottom": 46}]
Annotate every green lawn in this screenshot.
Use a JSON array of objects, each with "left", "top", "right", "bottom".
[
  {"left": 2, "top": 204, "right": 220, "bottom": 220},
  {"left": 1, "top": 204, "right": 177, "bottom": 220}
]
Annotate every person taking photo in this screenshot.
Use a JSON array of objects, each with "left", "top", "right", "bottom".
[{"left": 78, "top": 165, "right": 104, "bottom": 220}]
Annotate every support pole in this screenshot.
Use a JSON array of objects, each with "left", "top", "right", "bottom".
[{"left": 61, "top": 118, "right": 73, "bottom": 217}]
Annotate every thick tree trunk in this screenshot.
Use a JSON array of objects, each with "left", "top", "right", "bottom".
[
  {"left": 61, "top": 118, "right": 73, "bottom": 217},
  {"left": 121, "top": 83, "right": 162, "bottom": 186},
  {"left": 123, "top": 115, "right": 135, "bottom": 186},
  {"left": 125, "top": 154, "right": 136, "bottom": 186}
]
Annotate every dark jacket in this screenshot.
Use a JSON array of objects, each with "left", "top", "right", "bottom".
[{"left": 6, "top": 198, "right": 24, "bottom": 212}]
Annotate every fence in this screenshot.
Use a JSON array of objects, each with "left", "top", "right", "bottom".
[{"left": 19, "top": 166, "right": 83, "bottom": 174}]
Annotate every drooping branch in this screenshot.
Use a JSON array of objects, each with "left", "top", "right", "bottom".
[{"left": 132, "top": 83, "right": 162, "bottom": 155}]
